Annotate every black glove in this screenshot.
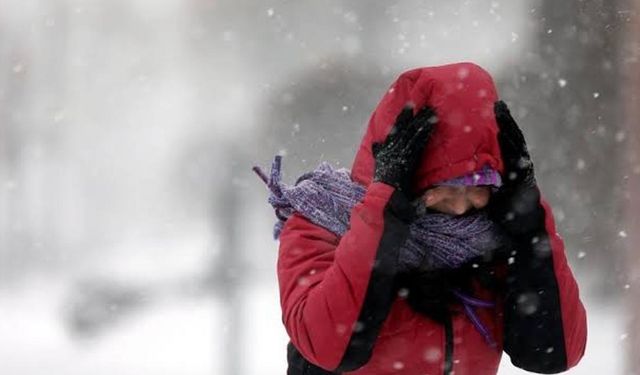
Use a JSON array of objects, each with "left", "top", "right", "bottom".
[
  {"left": 489, "top": 100, "right": 544, "bottom": 239},
  {"left": 490, "top": 104, "right": 571, "bottom": 375},
  {"left": 372, "top": 104, "right": 437, "bottom": 196}
]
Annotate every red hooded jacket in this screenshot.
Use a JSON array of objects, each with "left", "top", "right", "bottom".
[{"left": 277, "top": 62, "right": 587, "bottom": 375}]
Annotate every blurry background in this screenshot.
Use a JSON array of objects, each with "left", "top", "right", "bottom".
[{"left": 0, "top": 0, "right": 638, "bottom": 374}]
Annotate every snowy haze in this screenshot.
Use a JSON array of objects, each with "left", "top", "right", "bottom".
[{"left": 0, "top": 0, "right": 635, "bottom": 374}]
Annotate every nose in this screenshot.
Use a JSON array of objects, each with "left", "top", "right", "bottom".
[
  {"left": 450, "top": 198, "right": 474, "bottom": 215},
  {"left": 468, "top": 191, "right": 490, "bottom": 210}
]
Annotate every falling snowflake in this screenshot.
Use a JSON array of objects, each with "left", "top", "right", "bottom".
[
  {"left": 620, "top": 333, "right": 628, "bottom": 341},
  {"left": 457, "top": 67, "right": 470, "bottom": 79},
  {"left": 392, "top": 361, "right": 405, "bottom": 370},
  {"left": 297, "top": 276, "right": 310, "bottom": 286},
  {"left": 424, "top": 347, "right": 442, "bottom": 363},
  {"left": 516, "top": 292, "right": 540, "bottom": 315}
]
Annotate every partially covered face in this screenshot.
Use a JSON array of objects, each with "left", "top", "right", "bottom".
[{"left": 420, "top": 185, "right": 492, "bottom": 216}]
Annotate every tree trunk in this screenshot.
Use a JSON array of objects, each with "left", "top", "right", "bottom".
[{"left": 623, "top": 0, "right": 640, "bottom": 371}]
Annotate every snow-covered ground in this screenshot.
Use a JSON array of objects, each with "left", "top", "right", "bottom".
[
  {"left": 0, "top": 277, "right": 625, "bottom": 375},
  {"left": 0, "top": 278, "right": 219, "bottom": 375}
]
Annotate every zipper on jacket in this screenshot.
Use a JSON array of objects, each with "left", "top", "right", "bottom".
[{"left": 443, "top": 313, "right": 454, "bottom": 375}]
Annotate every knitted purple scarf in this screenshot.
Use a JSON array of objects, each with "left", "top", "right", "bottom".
[
  {"left": 253, "top": 155, "right": 508, "bottom": 348},
  {"left": 253, "top": 155, "right": 509, "bottom": 273}
]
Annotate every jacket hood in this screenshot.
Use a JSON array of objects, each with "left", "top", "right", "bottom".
[{"left": 350, "top": 62, "right": 505, "bottom": 196}]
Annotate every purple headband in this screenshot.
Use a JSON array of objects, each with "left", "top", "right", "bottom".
[{"left": 433, "top": 165, "right": 503, "bottom": 191}]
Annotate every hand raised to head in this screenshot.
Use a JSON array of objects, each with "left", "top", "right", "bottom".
[{"left": 372, "top": 104, "right": 438, "bottom": 197}]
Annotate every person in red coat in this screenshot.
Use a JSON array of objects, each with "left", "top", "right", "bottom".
[{"left": 261, "top": 62, "right": 587, "bottom": 374}]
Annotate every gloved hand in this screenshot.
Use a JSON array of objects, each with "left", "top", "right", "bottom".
[
  {"left": 372, "top": 104, "right": 437, "bottom": 197},
  {"left": 490, "top": 103, "right": 575, "bottom": 375},
  {"left": 489, "top": 100, "right": 544, "bottom": 239}
]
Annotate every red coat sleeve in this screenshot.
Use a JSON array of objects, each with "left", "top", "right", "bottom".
[
  {"left": 277, "top": 181, "right": 414, "bottom": 372},
  {"left": 540, "top": 197, "right": 588, "bottom": 368}
]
